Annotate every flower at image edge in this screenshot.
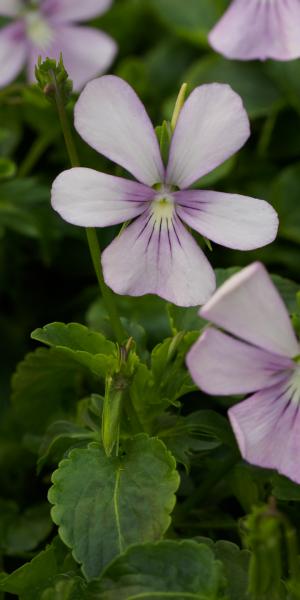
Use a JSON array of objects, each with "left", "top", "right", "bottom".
[
  {"left": 51, "top": 75, "right": 278, "bottom": 307},
  {"left": 187, "top": 262, "right": 300, "bottom": 483},
  {"left": 209, "top": 0, "right": 300, "bottom": 61},
  {"left": 0, "top": 0, "right": 117, "bottom": 90}
]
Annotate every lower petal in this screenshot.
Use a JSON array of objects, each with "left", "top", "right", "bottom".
[
  {"left": 28, "top": 25, "right": 117, "bottom": 91},
  {"left": 187, "top": 328, "right": 293, "bottom": 396},
  {"left": 0, "top": 22, "right": 26, "bottom": 88},
  {"left": 51, "top": 168, "right": 153, "bottom": 227},
  {"left": 175, "top": 190, "right": 278, "bottom": 250},
  {"left": 209, "top": 0, "right": 300, "bottom": 61},
  {"left": 229, "top": 378, "right": 300, "bottom": 483},
  {"left": 102, "top": 213, "right": 216, "bottom": 307}
]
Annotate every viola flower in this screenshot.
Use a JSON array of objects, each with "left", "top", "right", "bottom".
[
  {"left": 51, "top": 75, "right": 278, "bottom": 307},
  {"left": 187, "top": 262, "right": 300, "bottom": 483},
  {"left": 209, "top": 0, "right": 300, "bottom": 62},
  {"left": 0, "top": 0, "right": 117, "bottom": 90}
]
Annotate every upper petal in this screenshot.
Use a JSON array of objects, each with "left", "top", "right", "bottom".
[
  {"left": 42, "top": 0, "right": 112, "bottom": 22},
  {"left": 28, "top": 25, "right": 117, "bottom": 91},
  {"left": 200, "top": 262, "right": 299, "bottom": 358},
  {"left": 209, "top": 0, "right": 300, "bottom": 62},
  {"left": 102, "top": 212, "right": 216, "bottom": 307},
  {"left": 74, "top": 76, "right": 165, "bottom": 185},
  {"left": 0, "top": 0, "right": 21, "bottom": 16},
  {"left": 166, "top": 83, "right": 249, "bottom": 189},
  {"left": 0, "top": 22, "right": 26, "bottom": 88},
  {"left": 229, "top": 375, "right": 300, "bottom": 483},
  {"left": 51, "top": 167, "right": 153, "bottom": 227},
  {"left": 187, "top": 327, "right": 293, "bottom": 396},
  {"left": 175, "top": 189, "right": 278, "bottom": 250}
]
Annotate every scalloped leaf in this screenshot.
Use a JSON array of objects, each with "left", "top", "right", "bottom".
[
  {"left": 86, "top": 540, "right": 224, "bottom": 599},
  {"left": 48, "top": 435, "right": 180, "bottom": 579}
]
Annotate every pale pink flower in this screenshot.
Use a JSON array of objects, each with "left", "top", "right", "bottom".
[
  {"left": 187, "top": 262, "right": 300, "bottom": 483},
  {"left": 209, "top": 0, "right": 300, "bottom": 62},
  {"left": 0, "top": 0, "right": 117, "bottom": 90},
  {"left": 51, "top": 76, "right": 278, "bottom": 307}
]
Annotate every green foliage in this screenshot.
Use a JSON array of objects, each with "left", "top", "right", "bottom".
[
  {"left": 86, "top": 540, "right": 224, "bottom": 599},
  {"left": 48, "top": 437, "right": 179, "bottom": 578}
]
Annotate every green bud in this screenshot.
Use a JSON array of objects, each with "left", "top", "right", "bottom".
[{"left": 35, "top": 54, "right": 73, "bottom": 105}]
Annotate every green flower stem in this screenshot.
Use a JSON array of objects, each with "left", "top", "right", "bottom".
[
  {"left": 18, "top": 132, "right": 54, "bottom": 178},
  {"left": 49, "top": 69, "right": 125, "bottom": 344}
]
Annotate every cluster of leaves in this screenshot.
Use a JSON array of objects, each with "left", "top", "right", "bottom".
[{"left": 1, "top": 0, "right": 300, "bottom": 598}]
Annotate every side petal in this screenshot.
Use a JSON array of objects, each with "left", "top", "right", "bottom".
[
  {"left": 209, "top": 0, "right": 300, "bottom": 62},
  {"left": 51, "top": 168, "right": 153, "bottom": 227},
  {"left": 102, "top": 213, "right": 216, "bottom": 307},
  {"left": 28, "top": 25, "right": 117, "bottom": 91},
  {"left": 200, "top": 262, "right": 299, "bottom": 358},
  {"left": 42, "top": 0, "right": 112, "bottom": 22},
  {"left": 166, "top": 83, "right": 249, "bottom": 189},
  {"left": 186, "top": 328, "right": 293, "bottom": 396},
  {"left": 0, "top": 22, "right": 26, "bottom": 88},
  {"left": 229, "top": 377, "right": 300, "bottom": 484},
  {"left": 75, "top": 75, "right": 165, "bottom": 185},
  {"left": 175, "top": 189, "right": 278, "bottom": 250}
]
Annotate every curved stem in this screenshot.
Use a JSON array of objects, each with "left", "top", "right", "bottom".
[{"left": 49, "top": 69, "right": 125, "bottom": 344}]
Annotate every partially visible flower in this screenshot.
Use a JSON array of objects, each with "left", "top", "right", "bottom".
[
  {"left": 0, "top": 0, "right": 117, "bottom": 90},
  {"left": 187, "top": 262, "right": 300, "bottom": 483},
  {"left": 51, "top": 76, "right": 278, "bottom": 307},
  {"left": 209, "top": 0, "right": 300, "bottom": 62}
]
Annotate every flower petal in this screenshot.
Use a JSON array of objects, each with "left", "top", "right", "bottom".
[
  {"left": 51, "top": 168, "right": 153, "bottom": 227},
  {"left": 0, "top": 22, "right": 26, "bottom": 88},
  {"left": 75, "top": 76, "right": 164, "bottom": 185},
  {"left": 200, "top": 262, "right": 299, "bottom": 358},
  {"left": 175, "top": 189, "right": 278, "bottom": 250},
  {"left": 209, "top": 0, "right": 300, "bottom": 62},
  {"left": 102, "top": 212, "right": 216, "bottom": 306},
  {"left": 0, "top": 0, "right": 21, "bottom": 16},
  {"left": 187, "top": 328, "right": 293, "bottom": 396},
  {"left": 28, "top": 26, "right": 117, "bottom": 91},
  {"left": 166, "top": 83, "right": 249, "bottom": 189},
  {"left": 42, "top": 0, "right": 112, "bottom": 22},
  {"left": 229, "top": 377, "right": 300, "bottom": 483}
]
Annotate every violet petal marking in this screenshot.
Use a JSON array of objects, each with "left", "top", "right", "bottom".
[
  {"left": 209, "top": 0, "right": 300, "bottom": 61},
  {"left": 187, "top": 262, "right": 300, "bottom": 483}
]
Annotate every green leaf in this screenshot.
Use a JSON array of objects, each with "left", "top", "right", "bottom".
[
  {"left": 86, "top": 540, "right": 224, "bottom": 599},
  {"left": 0, "top": 157, "right": 16, "bottom": 179},
  {"left": 156, "top": 410, "right": 234, "bottom": 468},
  {"left": 0, "top": 500, "right": 52, "bottom": 555},
  {"left": 186, "top": 55, "right": 282, "bottom": 118},
  {"left": 0, "top": 537, "right": 77, "bottom": 600},
  {"left": 31, "top": 322, "right": 117, "bottom": 377},
  {"left": 198, "top": 538, "right": 251, "bottom": 600},
  {"left": 41, "top": 577, "right": 87, "bottom": 600},
  {"left": 271, "top": 163, "right": 300, "bottom": 244},
  {"left": 37, "top": 420, "right": 97, "bottom": 473},
  {"left": 11, "top": 348, "right": 87, "bottom": 433},
  {"left": 149, "top": 0, "right": 223, "bottom": 45},
  {"left": 151, "top": 332, "right": 198, "bottom": 402},
  {"left": 272, "top": 474, "right": 300, "bottom": 501},
  {"left": 48, "top": 436, "right": 179, "bottom": 579}
]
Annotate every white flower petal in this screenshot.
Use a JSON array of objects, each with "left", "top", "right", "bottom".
[
  {"left": 166, "top": 83, "right": 249, "bottom": 189},
  {"left": 187, "top": 327, "right": 293, "bottom": 395},
  {"left": 75, "top": 76, "right": 165, "bottom": 185},
  {"left": 51, "top": 167, "right": 153, "bottom": 227},
  {"left": 175, "top": 189, "right": 278, "bottom": 250},
  {"left": 200, "top": 262, "right": 299, "bottom": 358}
]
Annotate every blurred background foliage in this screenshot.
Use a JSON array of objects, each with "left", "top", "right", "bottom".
[{"left": 1, "top": 0, "right": 300, "bottom": 588}]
